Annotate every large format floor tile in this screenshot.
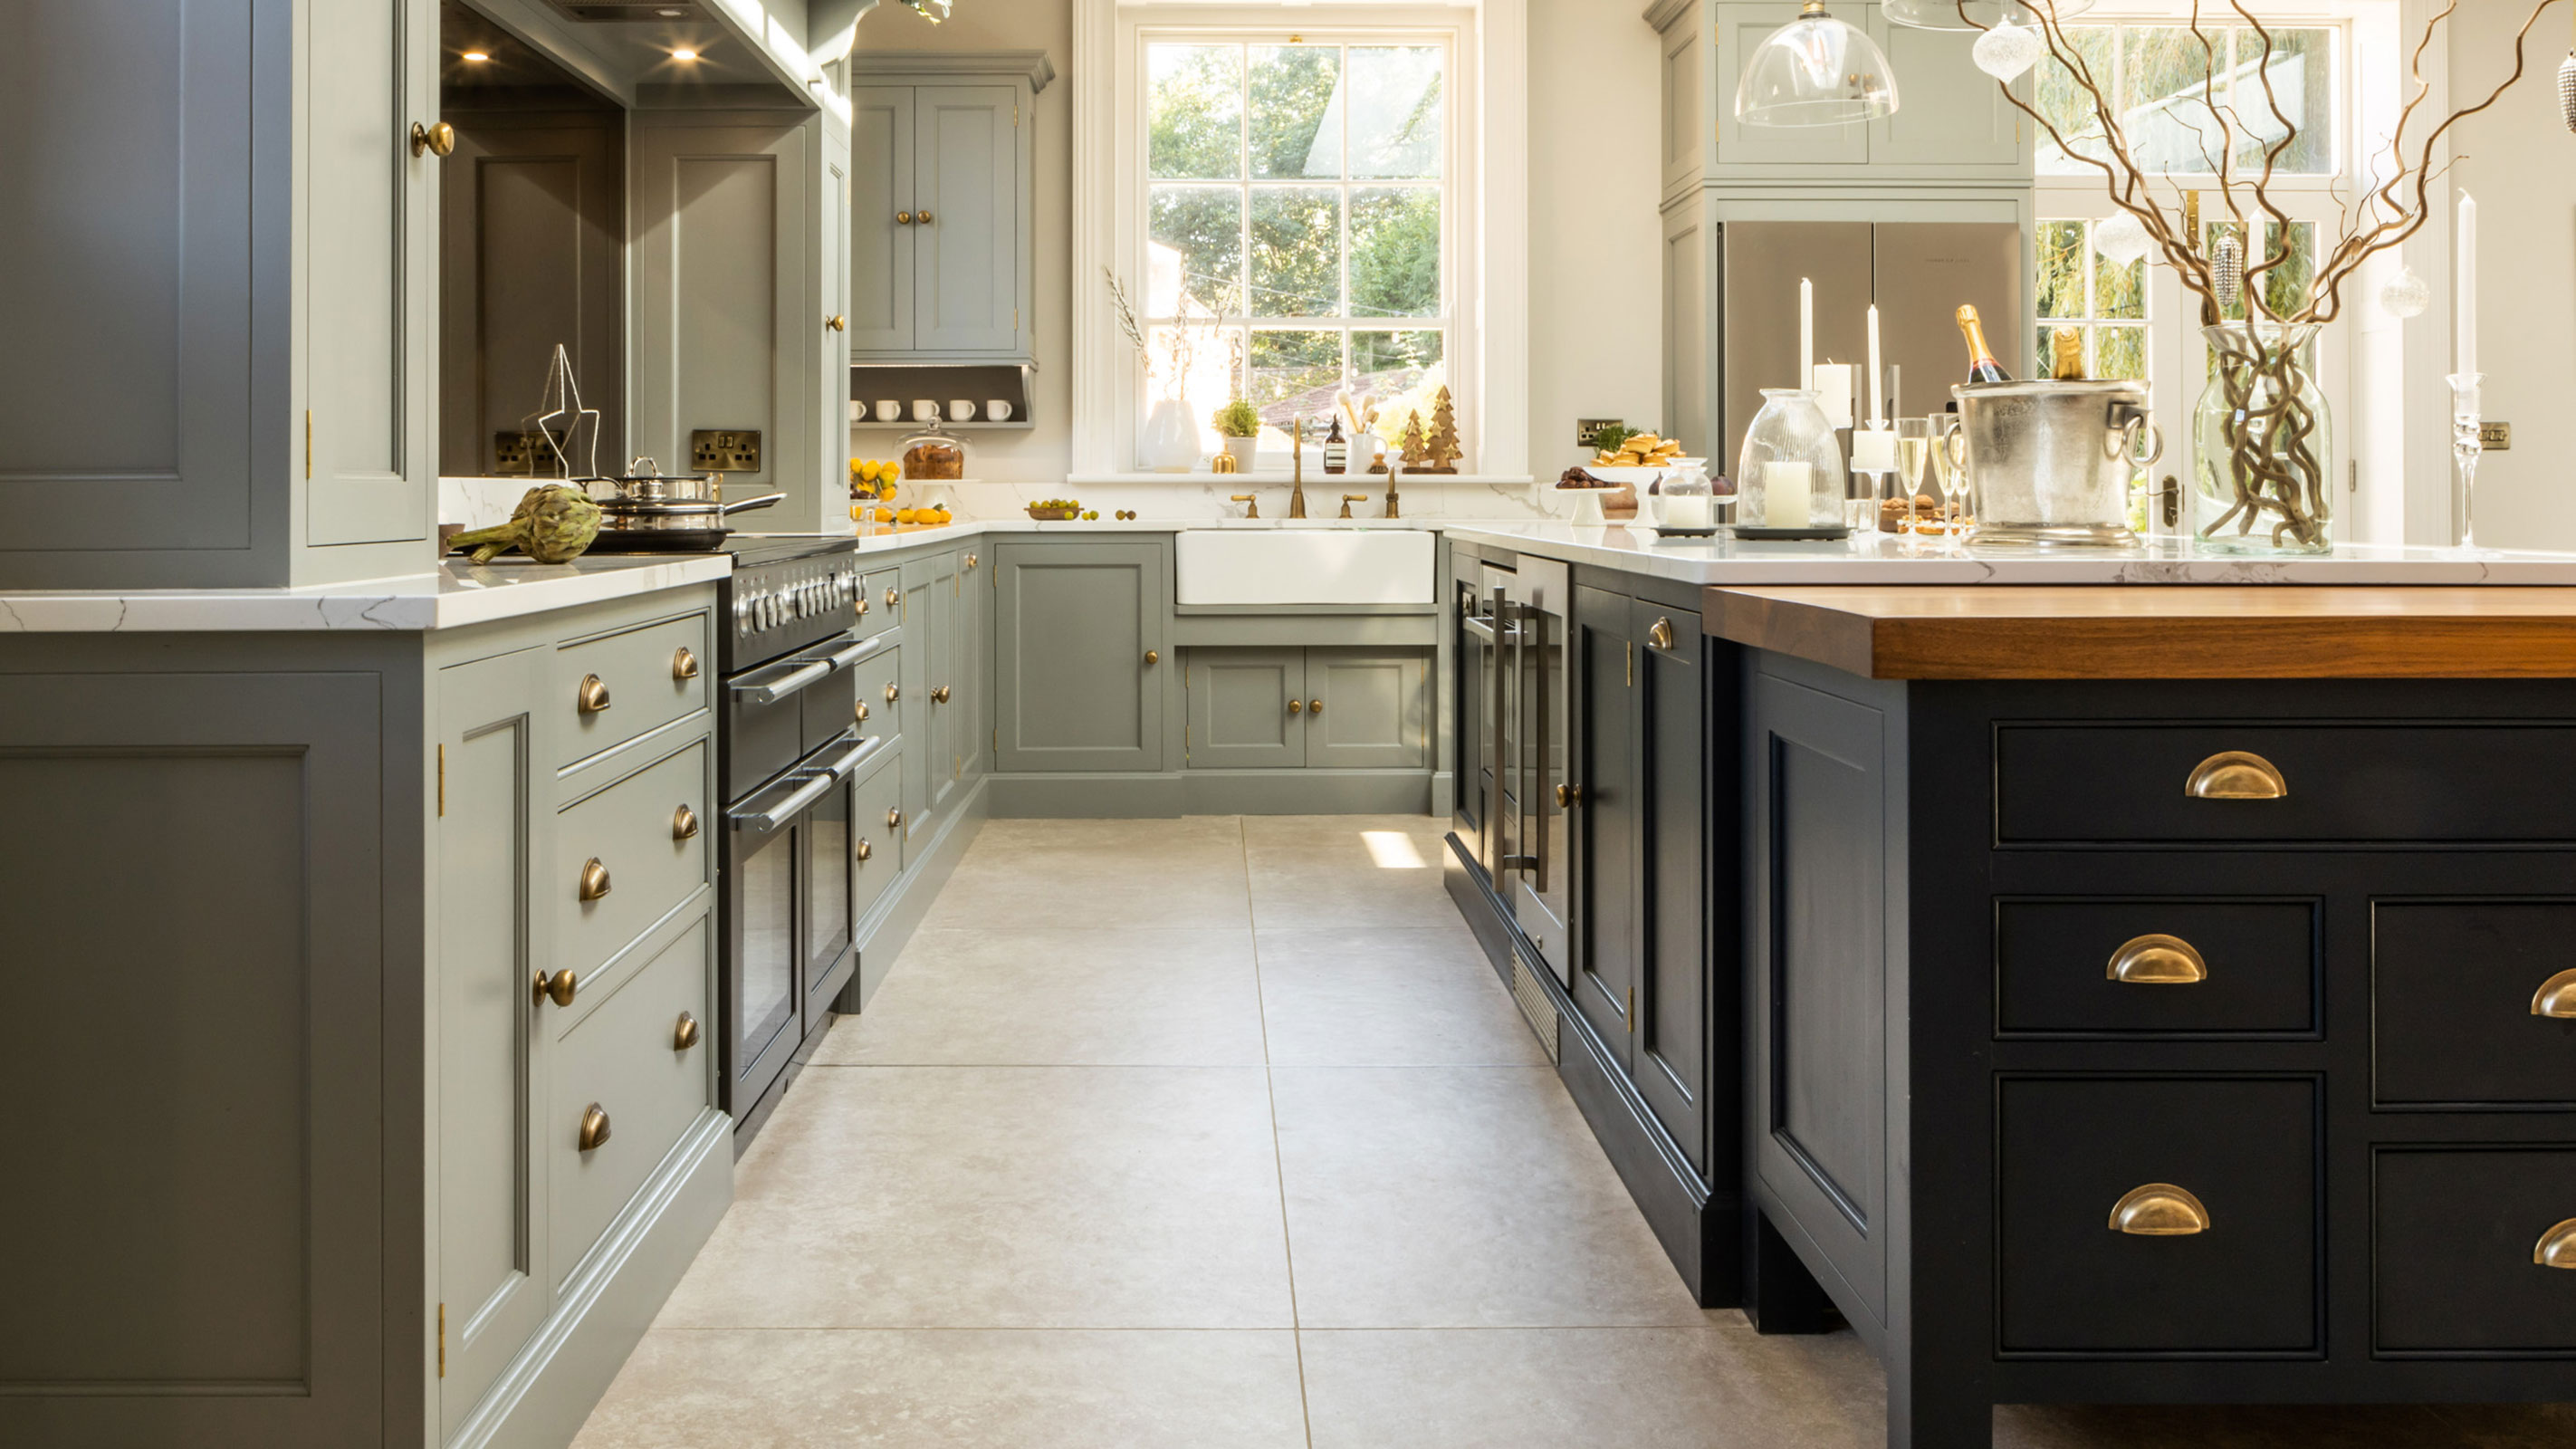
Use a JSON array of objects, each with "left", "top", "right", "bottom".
[
  {"left": 572, "top": 1328, "right": 1308, "bottom": 1449},
  {"left": 1257, "top": 926, "right": 1548, "bottom": 1067},
  {"left": 1271, "top": 1064, "right": 1709, "bottom": 1328},
  {"left": 920, "top": 815, "right": 1250, "bottom": 929},
  {"left": 657, "top": 1065, "right": 1292, "bottom": 1329},
  {"left": 1244, "top": 813, "right": 1458, "bottom": 929},
  {"left": 814, "top": 926, "right": 1266, "bottom": 1066}
]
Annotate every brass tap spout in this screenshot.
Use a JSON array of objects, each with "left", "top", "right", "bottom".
[
  {"left": 1288, "top": 417, "right": 1308, "bottom": 519},
  {"left": 1384, "top": 458, "right": 1400, "bottom": 519}
]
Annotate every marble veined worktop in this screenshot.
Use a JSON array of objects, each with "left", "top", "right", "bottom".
[{"left": 0, "top": 553, "right": 730, "bottom": 633}]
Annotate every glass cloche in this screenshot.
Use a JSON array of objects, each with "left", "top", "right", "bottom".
[{"left": 1735, "top": 389, "right": 1846, "bottom": 533}]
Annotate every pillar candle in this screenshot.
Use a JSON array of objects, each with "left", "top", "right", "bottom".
[
  {"left": 1812, "top": 364, "right": 1854, "bottom": 430},
  {"left": 1764, "top": 462, "right": 1813, "bottom": 528}
]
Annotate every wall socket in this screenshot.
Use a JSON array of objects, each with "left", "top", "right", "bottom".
[
  {"left": 691, "top": 428, "right": 763, "bottom": 473},
  {"left": 491, "top": 429, "right": 568, "bottom": 476},
  {"left": 1575, "top": 418, "right": 1625, "bottom": 449},
  {"left": 2480, "top": 421, "right": 2512, "bottom": 451}
]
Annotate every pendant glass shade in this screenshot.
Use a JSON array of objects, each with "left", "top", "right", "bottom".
[
  {"left": 1882, "top": 0, "right": 2094, "bottom": 32},
  {"left": 1735, "top": 1, "right": 1900, "bottom": 128}
]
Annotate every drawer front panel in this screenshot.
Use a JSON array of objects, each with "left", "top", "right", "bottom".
[
  {"left": 2376, "top": 1147, "right": 2576, "bottom": 1354},
  {"left": 552, "top": 914, "right": 713, "bottom": 1284},
  {"left": 857, "top": 568, "right": 899, "bottom": 640},
  {"left": 1997, "top": 899, "right": 2318, "bottom": 1036},
  {"left": 851, "top": 751, "right": 904, "bottom": 917},
  {"left": 1997, "top": 1077, "right": 2319, "bottom": 1355},
  {"left": 556, "top": 741, "right": 712, "bottom": 978},
  {"left": 2375, "top": 901, "right": 2576, "bottom": 1106},
  {"left": 1996, "top": 724, "right": 2576, "bottom": 845},
  {"left": 557, "top": 611, "right": 710, "bottom": 771},
  {"left": 854, "top": 642, "right": 904, "bottom": 755}
]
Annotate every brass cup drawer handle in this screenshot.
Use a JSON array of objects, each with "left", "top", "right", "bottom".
[
  {"left": 577, "top": 673, "right": 612, "bottom": 714},
  {"left": 1288, "top": 699, "right": 1304, "bottom": 715},
  {"left": 1649, "top": 616, "right": 1675, "bottom": 651},
  {"left": 578, "top": 1103, "right": 612, "bottom": 1152},
  {"left": 2110, "top": 1183, "right": 2209, "bottom": 1235},
  {"left": 855, "top": 701, "right": 872, "bottom": 724},
  {"left": 886, "top": 683, "right": 900, "bottom": 703},
  {"left": 673, "top": 804, "right": 701, "bottom": 841},
  {"left": 673, "top": 647, "right": 700, "bottom": 681},
  {"left": 2536, "top": 1217, "right": 2576, "bottom": 1268},
  {"left": 932, "top": 685, "right": 952, "bottom": 704},
  {"left": 2533, "top": 968, "right": 2576, "bottom": 1018},
  {"left": 2186, "top": 750, "right": 2286, "bottom": 800},
  {"left": 2107, "top": 934, "right": 2207, "bottom": 984},
  {"left": 886, "top": 586, "right": 900, "bottom": 608},
  {"left": 534, "top": 968, "right": 578, "bottom": 1008},
  {"left": 857, "top": 838, "right": 874, "bottom": 862},
  {"left": 674, "top": 1012, "right": 702, "bottom": 1051},
  {"left": 579, "top": 858, "right": 612, "bottom": 901},
  {"left": 888, "top": 807, "right": 904, "bottom": 830}
]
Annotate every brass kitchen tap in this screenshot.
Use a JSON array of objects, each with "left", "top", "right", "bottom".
[
  {"left": 1339, "top": 494, "right": 1368, "bottom": 519},
  {"left": 1288, "top": 417, "right": 1308, "bottom": 519},
  {"left": 1384, "top": 457, "right": 1400, "bottom": 519}
]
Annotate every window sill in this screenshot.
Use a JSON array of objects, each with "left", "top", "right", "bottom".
[{"left": 1068, "top": 472, "right": 1535, "bottom": 486}]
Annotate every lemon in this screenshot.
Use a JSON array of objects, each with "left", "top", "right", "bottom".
[
  {"left": 876, "top": 506, "right": 895, "bottom": 523},
  {"left": 858, "top": 460, "right": 881, "bottom": 483}
]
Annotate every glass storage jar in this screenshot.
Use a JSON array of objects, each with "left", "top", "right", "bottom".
[{"left": 901, "top": 421, "right": 968, "bottom": 481}]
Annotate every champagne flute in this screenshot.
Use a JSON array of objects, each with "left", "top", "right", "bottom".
[{"left": 1893, "top": 418, "right": 1936, "bottom": 541}]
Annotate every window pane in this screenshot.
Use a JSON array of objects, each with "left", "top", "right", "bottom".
[
  {"left": 2231, "top": 27, "right": 2332, "bottom": 174},
  {"left": 1250, "top": 187, "right": 1341, "bottom": 317},
  {"left": 2096, "top": 248, "right": 2145, "bottom": 321},
  {"left": 1349, "top": 46, "right": 1443, "bottom": 179},
  {"left": 2035, "top": 27, "right": 2115, "bottom": 176},
  {"left": 1148, "top": 187, "right": 1242, "bottom": 316},
  {"left": 2036, "top": 221, "right": 2087, "bottom": 319},
  {"left": 2208, "top": 219, "right": 2315, "bottom": 321},
  {"left": 1149, "top": 44, "right": 1242, "bottom": 180},
  {"left": 2094, "top": 325, "right": 2147, "bottom": 380},
  {"left": 1249, "top": 44, "right": 1341, "bottom": 179},
  {"left": 1350, "top": 187, "right": 1441, "bottom": 319},
  {"left": 1147, "top": 322, "right": 1245, "bottom": 434},
  {"left": 2124, "top": 27, "right": 2232, "bottom": 174},
  {"left": 1352, "top": 330, "right": 1442, "bottom": 398},
  {"left": 1249, "top": 330, "right": 1341, "bottom": 417}
]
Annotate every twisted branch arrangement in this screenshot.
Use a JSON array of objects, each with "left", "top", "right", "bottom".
[{"left": 1958, "top": 0, "right": 2553, "bottom": 545}]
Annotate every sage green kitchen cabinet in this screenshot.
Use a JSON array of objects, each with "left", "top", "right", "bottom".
[
  {"left": 961, "top": 545, "right": 992, "bottom": 781},
  {"left": 1188, "top": 648, "right": 1307, "bottom": 768},
  {"left": 0, "top": 0, "right": 438, "bottom": 588},
  {"left": 995, "top": 540, "right": 1168, "bottom": 772},
  {"left": 847, "top": 53, "right": 1053, "bottom": 363},
  {"left": 900, "top": 549, "right": 962, "bottom": 842},
  {"left": 1184, "top": 647, "right": 1430, "bottom": 770}
]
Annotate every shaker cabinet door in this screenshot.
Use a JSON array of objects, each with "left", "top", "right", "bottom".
[
  {"left": 994, "top": 542, "right": 1167, "bottom": 772},
  {"left": 1572, "top": 586, "right": 1642, "bottom": 1057},
  {"left": 1188, "top": 648, "right": 1307, "bottom": 769},
  {"left": 1633, "top": 602, "right": 1710, "bottom": 1176},
  {"left": 912, "top": 84, "right": 1021, "bottom": 352},
  {"left": 847, "top": 84, "right": 915, "bottom": 354},
  {"left": 1304, "top": 648, "right": 1430, "bottom": 770}
]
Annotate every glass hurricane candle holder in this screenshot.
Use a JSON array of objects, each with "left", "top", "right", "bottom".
[{"left": 1735, "top": 389, "right": 1846, "bottom": 533}]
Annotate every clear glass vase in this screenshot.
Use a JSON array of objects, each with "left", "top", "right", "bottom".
[
  {"left": 2192, "top": 322, "right": 2333, "bottom": 555},
  {"left": 1735, "top": 389, "right": 1846, "bottom": 532}
]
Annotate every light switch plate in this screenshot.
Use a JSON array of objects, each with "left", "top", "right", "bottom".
[
  {"left": 2480, "top": 421, "right": 2512, "bottom": 451},
  {"left": 691, "top": 428, "right": 763, "bottom": 473}
]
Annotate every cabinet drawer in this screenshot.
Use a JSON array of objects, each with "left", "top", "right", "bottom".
[
  {"left": 552, "top": 914, "right": 713, "bottom": 1284},
  {"left": 1996, "top": 899, "right": 2318, "bottom": 1036},
  {"left": 851, "top": 749, "right": 905, "bottom": 914},
  {"left": 2376, "top": 1147, "right": 2576, "bottom": 1354},
  {"left": 853, "top": 640, "right": 903, "bottom": 750},
  {"left": 1997, "top": 1077, "right": 2319, "bottom": 1355},
  {"left": 2374, "top": 902, "right": 2576, "bottom": 1106},
  {"left": 555, "top": 740, "right": 712, "bottom": 976},
  {"left": 857, "top": 568, "right": 899, "bottom": 640},
  {"left": 556, "top": 611, "right": 710, "bottom": 770},
  {"left": 1996, "top": 724, "right": 2576, "bottom": 845}
]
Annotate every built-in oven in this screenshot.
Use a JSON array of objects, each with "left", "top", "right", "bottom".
[{"left": 1457, "top": 555, "right": 1571, "bottom": 984}]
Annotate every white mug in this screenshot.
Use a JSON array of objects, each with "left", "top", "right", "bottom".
[
  {"left": 949, "top": 399, "right": 977, "bottom": 422},
  {"left": 986, "top": 399, "right": 1013, "bottom": 422},
  {"left": 875, "top": 399, "right": 900, "bottom": 423},
  {"left": 912, "top": 399, "right": 938, "bottom": 423}
]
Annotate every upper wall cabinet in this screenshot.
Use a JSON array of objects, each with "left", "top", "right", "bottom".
[
  {"left": 847, "top": 53, "right": 1054, "bottom": 364},
  {"left": 1649, "top": 0, "right": 2029, "bottom": 197},
  {"left": 0, "top": 0, "right": 439, "bottom": 589}
]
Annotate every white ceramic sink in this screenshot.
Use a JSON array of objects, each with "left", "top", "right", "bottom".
[{"left": 1175, "top": 528, "right": 1435, "bottom": 606}]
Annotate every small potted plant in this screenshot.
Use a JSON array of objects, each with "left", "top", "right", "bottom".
[{"left": 1212, "top": 398, "right": 1261, "bottom": 471}]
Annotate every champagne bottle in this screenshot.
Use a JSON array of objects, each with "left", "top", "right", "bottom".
[
  {"left": 2050, "top": 327, "right": 2086, "bottom": 381},
  {"left": 1956, "top": 305, "right": 2012, "bottom": 385}
]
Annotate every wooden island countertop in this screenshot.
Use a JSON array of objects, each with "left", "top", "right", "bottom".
[{"left": 1700, "top": 585, "right": 2576, "bottom": 678}]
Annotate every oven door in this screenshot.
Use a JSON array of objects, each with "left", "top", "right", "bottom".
[{"left": 727, "top": 630, "right": 876, "bottom": 801}]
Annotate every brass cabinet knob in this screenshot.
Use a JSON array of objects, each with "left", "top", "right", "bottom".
[
  {"left": 886, "top": 683, "right": 900, "bottom": 703},
  {"left": 1557, "top": 782, "right": 1582, "bottom": 808},
  {"left": 672, "top": 647, "right": 700, "bottom": 681},
  {"left": 1649, "top": 617, "right": 1675, "bottom": 651},
  {"left": 673, "top": 1012, "right": 702, "bottom": 1051},
  {"left": 827, "top": 314, "right": 847, "bottom": 332},
  {"left": 673, "top": 804, "right": 700, "bottom": 840},
  {"left": 579, "top": 858, "right": 612, "bottom": 901},
  {"left": 535, "top": 968, "right": 578, "bottom": 1008},
  {"left": 2110, "top": 1183, "right": 2209, "bottom": 1236},
  {"left": 857, "top": 838, "right": 874, "bottom": 862},
  {"left": 965, "top": 553, "right": 978, "bottom": 569},
  {"left": 409, "top": 120, "right": 456, "bottom": 158},
  {"left": 578, "top": 1103, "right": 612, "bottom": 1152},
  {"left": 857, "top": 595, "right": 871, "bottom": 615},
  {"left": 916, "top": 208, "right": 934, "bottom": 224},
  {"left": 886, "top": 586, "right": 900, "bottom": 608},
  {"left": 887, "top": 807, "right": 904, "bottom": 830},
  {"left": 1144, "top": 649, "right": 1160, "bottom": 666},
  {"left": 855, "top": 701, "right": 872, "bottom": 724},
  {"left": 896, "top": 210, "right": 914, "bottom": 225},
  {"left": 2107, "top": 934, "right": 2207, "bottom": 984},
  {"left": 577, "top": 674, "right": 612, "bottom": 714},
  {"left": 1307, "top": 698, "right": 1322, "bottom": 715},
  {"left": 2186, "top": 750, "right": 2286, "bottom": 800},
  {"left": 932, "top": 685, "right": 952, "bottom": 704},
  {"left": 2533, "top": 968, "right": 2576, "bottom": 1018},
  {"left": 2535, "top": 1217, "right": 2576, "bottom": 1268},
  {"left": 1288, "top": 699, "right": 1304, "bottom": 715}
]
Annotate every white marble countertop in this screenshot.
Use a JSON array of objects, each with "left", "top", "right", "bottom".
[
  {"left": 1437, "top": 522, "right": 2576, "bottom": 586},
  {"left": 0, "top": 553, "right": 729, "bottom": 633}
]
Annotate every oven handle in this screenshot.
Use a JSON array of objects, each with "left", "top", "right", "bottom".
[
  {"left": 730, "top": 630, "right": 878, "bottom": 705},
  {"left": 727, "top": 733, "right": 881, "bottom": 833}
]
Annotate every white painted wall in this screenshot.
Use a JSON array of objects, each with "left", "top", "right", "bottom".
[
  {"left": 2447, "top": 5, "right": 2576, "bottom": 549},
  {"left": 1525, "top": 0, "right": 1667, "bottom": 477}
]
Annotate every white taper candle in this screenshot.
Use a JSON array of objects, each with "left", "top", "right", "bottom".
[{"left": 2456, "top": 190, "right": 2478, "bottom": 377}]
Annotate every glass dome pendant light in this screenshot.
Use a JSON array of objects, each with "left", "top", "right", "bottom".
[
  {"left": 1882, "top": 0, "right": 2093, "bottom": 34},
  {"left": 1735, "top": 0, "right": 1901, "bottom": 128}
]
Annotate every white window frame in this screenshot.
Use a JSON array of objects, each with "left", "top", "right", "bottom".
[{"left": 1074, "top": 0, "right": 1517, "bottom": 480}]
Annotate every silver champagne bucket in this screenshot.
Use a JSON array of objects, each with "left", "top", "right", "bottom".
[{"left": 1954, "top": 379, "right": 2161, "bottom": 547}]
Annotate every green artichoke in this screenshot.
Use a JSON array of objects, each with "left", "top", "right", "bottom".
[{"left": 448, "top": 485, "right": 604, "bottom": 565}]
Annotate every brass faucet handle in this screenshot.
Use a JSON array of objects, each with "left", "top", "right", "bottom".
[
  {"left": 1339, "top": 493, "right": 1368, "bottom": 520},
  {"left": 1231, "top": 493, "right": 1259, "bottom": 519}
]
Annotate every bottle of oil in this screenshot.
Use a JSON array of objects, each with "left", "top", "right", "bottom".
[
  {"left": 1323, "top": 417, "right": 1347, "bottom": 475},
  {"left": 1956, "top": 305, "right": 2012, "bottom": 385}
]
